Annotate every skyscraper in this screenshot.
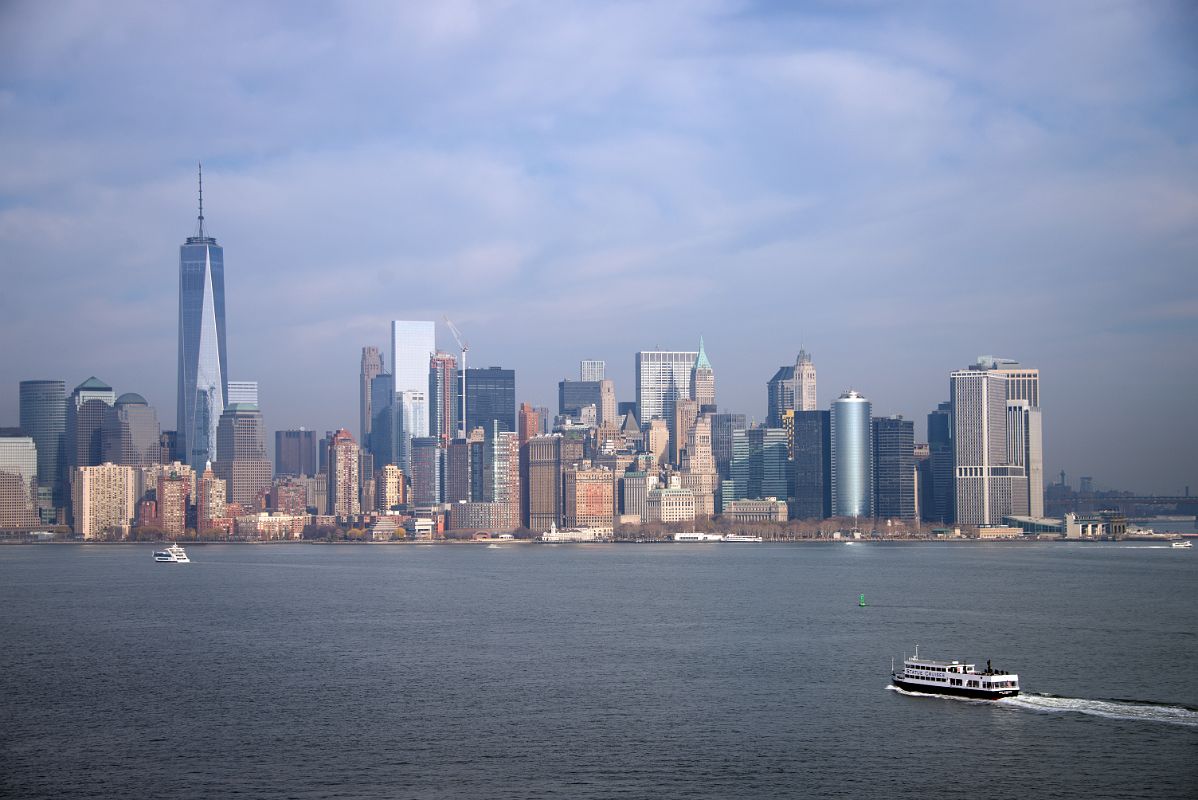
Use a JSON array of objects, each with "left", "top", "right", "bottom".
[
  {"left": 721, "top": 426, "right": 788, "bottom": 511},
  {"left": 214, "top": 404, "right": 272, "bottom": 508},
  {"left": 710, "top": 412, "right": 747, "bottom": 481},
  {"left": 227, "top": 381, "right": 258, "bottom": 406},
  {"left": 71, "top": 463, "right": 136, "bottom": 539},
  {"left": 950, "top": 365, "right": 1028, "bottom": 526},
  {"left": 635, "top": 349, "right": 698, "bottom": 425},
  {"left": 792, "top": 410, "right": 831, "bottom": 520},
  {"left": 558, "top": 380, "right": 602, "bottom": 419},
  {"left": 980, "top": 357, "right": 1044, "bottom": 518},
  {"left": 518, "top": 402, "right": 540, "bottom": 446},
  {"left": 0, "top": 430, "right": 40, "bottom": 529},
  {"left": 101, "top": 394, "right": 162, "bottom": 467},
  {"left": 795, "top": 349, "right": 817, "bottom": 411},
  {"left": 830, "top": 390, "right": 873, "bottom": 519},
  {"left": 766, "top": 365, "right": 795, "bottom": 428},
  {"left": 580, "top": 360, "right": 605, "bottom": 382},
  {"left": 428, "top": 352, "right": 458, "bottom": 448},
  {"left": 326, "top": 429, "right": 360, "bottom": 517},
  {"left": 598, "top": 379, "right": 617, "bottom": 427},
  {"left": 177, "top": 167, "right": 228, "bottom": 471},
  {"left": 368, "top": 372, "right": 396, "bottom": 465},
  {"left": 275, "top": 429, "right": 318, "bottom": 476},
  {"left": 67, "top": 377, "right": 115, "bottom": 471},
  {"left": 690, "top": 338, "right": 715, "bottom": 410},
  {"left": 19, "top": 379, "right": 66, "bottom": 513},
  {"left": 464, "top": 367, "right": 515, "bottom": 435},
  {"left": 523, "top": 434, "right": 562, "bottom": 530},
  {"left": 390, "top": 321, "right": 435, "bottom": 405},
  {"left": 397, "top": 389, "right": 429, "bottom": 471},
  {"left": 360, "top": 346, "right": 383, "bottom": 444},
  {"left": 925, "top": 402, "right": 954, "bottom": 523},
  {"left": 409, "top": 437, "right": 443, "bottom": 507},
  {"left": 872, "top": 416, "right": 915, "bottom": 521}
]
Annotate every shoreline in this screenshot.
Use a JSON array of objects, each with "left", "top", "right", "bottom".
[{"left": 1, "top": 536, "right": 1190, "bottom": 547}]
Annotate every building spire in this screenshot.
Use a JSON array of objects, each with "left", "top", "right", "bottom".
[
  {"left": 694, "top": 336, "right": 712, "bottom": 370},
  {"left": 197, "top": 161, "right": 205, "bottom": 238}
]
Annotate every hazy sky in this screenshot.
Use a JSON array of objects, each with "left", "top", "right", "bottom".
[{"left": 1, "top": 1, "right": 1196, "bottom": 493}]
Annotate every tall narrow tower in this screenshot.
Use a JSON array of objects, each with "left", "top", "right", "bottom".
[
  {"left": 795, "top": 349, "right": 817, "bottom": 411},
  {"left": 691, "top": 337, "right": 716, "bottom": 410},
  {"left": 177, "top": 164, "right": 228, "bottom": 470},
  {"left": 360, "top": 346, "right": 383, "bottom": 446}
]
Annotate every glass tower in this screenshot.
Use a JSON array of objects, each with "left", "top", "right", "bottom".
[
  {"left": 177, "top": 167, "right": 228, "bottom": 471},
  {"left": 19, "top": 379, "right": 66, "bottom": 511},
  {"left": 830, "top": 390, "right": 873, "bottom": 519}
]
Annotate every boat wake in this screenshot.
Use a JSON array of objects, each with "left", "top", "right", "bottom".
[{"left": 887, "top": 685, "right": 1198, "bottom": 727}]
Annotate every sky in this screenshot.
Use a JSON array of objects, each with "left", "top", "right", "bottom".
[{"left": 1, "top": 1, "right": 1196, "bottom": 494}]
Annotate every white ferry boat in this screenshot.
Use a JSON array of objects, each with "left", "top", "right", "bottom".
[
  {"left": 153, "top": 543, "right": 190, "bottom": 563},
  {"left": 540, "top": 523, "right": 612, "bottom": 543},
  {"left": 723, "top": 534, "right": 763, "bottom": 543},
  {"left": 1171, "top": 540, "right": 1192, "bottom": 549},
  {"left": 673, "top": 532, "right": 724, "bottom": 542},
  {"left": 891, "top": 647, "right": 1019, "bottom": 699}
]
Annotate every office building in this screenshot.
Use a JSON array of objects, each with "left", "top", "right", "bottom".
[
  {"left": 635, "top": 349, "right": 698, "bottom": 425},
  {"left": 580, "top": 360, "right": 605, "bottom": 382},
  {"left": 711, "top": 412, "right": 747, "bottom": 481},
  {"left": 523, "top": 435, "right": 562, "bottom": 531},
  {"left": 67, "top": 377, "right": 116, "bottom": 471},
  {"left": 177, "top": 171, "right": 229, "bottom": 471},
  {"left": 644, "top": 419, "right": 669, "bottom": 467},
  {"left": 979, "top": 357, "right": 1044, "bottom": 518},
  {"left": 725, "top": 498, "right": 788, "bottom": 523},
  {"left": 227, "top": 381, "right": 258, "bottom": 406},
  {"left": 101, "top": 394, "right": 162, "bottom": 467},
  {"left": 795, "top": 349, "right": 817, "bottom": 411},
  {"left": 326, "top": 429, "right": 360, "bottom": 517},
  {"left": 925, "top": 402, "right": 954, "bottom": 523},
  {"left": 275, "top": 429, "right": 318, "bottom": 476},
  {"left": 598, "top": 379, "right": 617, "bottom": 427},
  {"left": 214, "top": 404, "right": 272, "bottom": 508},
  {"left": 563, "top": 463, "right": 614, "bottom": 529},
  {"left": 671, "top": 398, "right": 699, "bottom": 466},
  {"left": 360, "top": 346, "right": 383, "bottom": 444},
  {"left": 792, "top": 410, "right": 831, "bottom": 520},
  {"left": 19, "top": 379, "right": 66, "bottom": 512},
  {"left": 830, "top": 390, "right": 873, "bottom": 519},
  {"left": 766, "top": 365, "right": 795, "bottom": 428},
  {"left": 951, "top": 366, "right": 1028, "bottom": 526},
  {"left": 369, "top": 373, "right": 396, "bottom": 465},
  {"left": 0, "top": 431, "right": 40, "bottom": 529},
  {"left": 464, "top": 367, "right": 515, "bottom": 435},
  {"left": 390, "top": 321, "right": 434, "bottom": 465},
  {"left": 722, "top": 426, "right": 788, "bottom": 511},
  {"left": 872, "top": 416, "right": 915, "bottom": 521},
  {"left": 397, "top": 389, "right": 429, "bottom": 472},
  {"left": 644, "top": 475, "right": 697, "bottom": 524},
  {"left": 72, "top": 463, "right": 136, "bottom": 539},
  {"left": 691, "top": 338, "right": 716, "bottom": 410},
  {"left": 559, "top": 380, "right": 602, "bottom": 420},
  {"left": 429, "top": 352, "right": 458, "bottom": 447},
  {"left": 159, "top": 431, "right": 178, "bottom": 464},
  {"left": 518, "top": 402, "right": 540, "bottom": 446}
]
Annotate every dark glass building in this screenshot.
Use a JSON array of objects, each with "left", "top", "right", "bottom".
[
  {"left": 409, "top": 437, "right": 443, "bottom": 506},
  {"left": 101, "top": 393, "right": 162, "bottom": 467},
  {"left": 368, "top": 373, "right": 396, "bottom": 466},
  {"left": 19, "top": 379, "right": 66, "bottom": 511},
  {"left": 558, "top": 380, "right": 602, "bottom": 418},
  {"left": 177, "top": 172, "right": 229, "bottom": 471},
  {"left": 766, "top": 366, "right": 795, "bottom": 428},
  {"left": 872, "top": 416, "right": 915, "bottom": 520},
  {"left": 792, "top": 410, "right": 831, "bottom": 519},
  {"left": 925, "top": 401, "right": 954, "bottom": 523},
  {"left": 67, "top": 377, "right": 115, "bottom": 473},
  {"left": 463, "top": 367, "right": 515, "bottom": 435},
  {"left": 711, "top": 412, "right": 747, "bottom": 482},
  {"left": 722, "top": 426, "right": 788, "bottom": 510},
  {"left": 275, "top": 429, "right": 318, "bottom": 476}
]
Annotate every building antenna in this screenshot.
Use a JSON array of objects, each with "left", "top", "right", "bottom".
[{"left": 197, "top": 162, "right": 205, "bottom": 238}]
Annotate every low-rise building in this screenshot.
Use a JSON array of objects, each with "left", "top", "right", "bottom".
[{"left": 723, "top": 497, "right": 788, "bottom": 523}]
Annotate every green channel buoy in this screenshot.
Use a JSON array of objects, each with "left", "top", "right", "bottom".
[{"left": 859, "top": 593, "right": 867, "bottom": 607}]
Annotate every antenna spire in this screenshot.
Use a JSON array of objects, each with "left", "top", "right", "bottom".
[{"left": 197, "top": 162, "right": 205, "bottom": 238}]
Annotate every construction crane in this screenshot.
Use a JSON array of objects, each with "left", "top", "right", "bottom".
[{"left": 444, "top": 316, "right": 469, "bottom": 439}]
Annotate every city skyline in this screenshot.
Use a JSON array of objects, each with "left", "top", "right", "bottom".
[{"left": 1, "top": 3, "right": 1196, "bottom": 494}]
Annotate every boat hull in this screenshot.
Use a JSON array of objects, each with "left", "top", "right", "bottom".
[{"left": 892, "top": 675, "right": 1019, "bottom": 700}]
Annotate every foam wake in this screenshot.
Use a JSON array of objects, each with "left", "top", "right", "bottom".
[{"left": 886, "top": 684, "right": 1198, "bottom": 727}]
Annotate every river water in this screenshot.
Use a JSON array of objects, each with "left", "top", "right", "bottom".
[{"left": 2, "top": 542, "right": 1195, "bottom": 799}]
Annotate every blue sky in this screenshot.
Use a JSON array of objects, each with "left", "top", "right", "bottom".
[{"left": 1, "top": 1, "right": 1196, "bottom": 492}]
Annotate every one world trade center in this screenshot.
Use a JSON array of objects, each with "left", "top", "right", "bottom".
[{"left": 177, "top": 164, "right": 228, "bottom": 470}]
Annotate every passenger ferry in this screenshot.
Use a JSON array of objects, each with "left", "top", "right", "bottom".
[
  {"left": 673, "top": 532, "right": 724, "bottom": 542},
  {"left": 153, "top": 543, "right": 190, "bottom": 563},
  {"left": 723, "top": 534, "right": 763, "bottom": 543},
  {"left": 1171, "top": 540, "right": 1192, "bottom": 549},
  {"left": 891, "top": 646, "right": 1019, "bottom": 699}
]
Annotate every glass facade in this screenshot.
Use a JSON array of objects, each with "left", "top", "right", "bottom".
[
  {"left": 177, "top": 234, "right": 228, "bottom": 471},
  {"left": 711, "top": 412, "right": 746, "bottom": 482},
  {"left": 101, "top": 394, "right": 162, "bottom": 467},
  {"left": 0, "top": 433, "right": 40, "bottom": 528},
  {"left": 926, "top": 402, "right": 954, "bottom": 523},
  {"left": 558, "top": 380, "right": 602, "bottom": 418},
  {"left": 792, "top": 410, "right": 831, "bottom": 520},
  {"left": 635, "top": 351, "right": 697, "bottom": 424},
  {"left": 19, "top": 379, "right": 66, "bottom": 510},
  {"left": 830, "top": 390, "right": 873, "bottom": 518},
  {"left": 872, "top": 416, "right": 915, "bottom": 520},
  {"left": 722, "top": 426, "right": 788, "bottom": 510},
  {"left": 464, "top": 367, "right": 515, "bottom": 435}
]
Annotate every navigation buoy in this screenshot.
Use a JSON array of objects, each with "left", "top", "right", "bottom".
[{"left": 859, "top": 593, "right": 867, "bottom": 607}]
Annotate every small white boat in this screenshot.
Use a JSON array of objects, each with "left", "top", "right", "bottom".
[
  {"left": 153, "top": 543, "right": 190, "bottom": 563},
  {"left": 1171, "top": 540, "right": 1192, "bottom": 549},
  {"left": 723, "top": 534, "right": 763, "bottom": 543},
  {"left": 673, "top": 532, "right": 724, "bottom": 542}
]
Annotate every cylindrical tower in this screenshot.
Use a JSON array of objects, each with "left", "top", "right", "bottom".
[{"left": 831, "top": 389, "right": 873, "bottom": 519}]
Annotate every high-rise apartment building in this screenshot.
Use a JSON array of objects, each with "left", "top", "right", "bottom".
[
  {"left": 326, "top": 429, "right": 360, "bottom": 517},
  {"left": 464, "top": 367, "right": 515, "bottom": 435},
  {"left": 721, "top": 426, "right": 789, "bottom": 511},
  {"left": 360, "top": 346, "right": 383, "bottom": 444},
  {"left": 830, "top": 390, "right": 873, "bottom": 519},
  {"left": 197, "top": 464, "right": 227, "bottom": 535},
  {"left": 0, "top": 431, "right": 40, "bottom": 529},
  {"left": 177, "top": 170, "right": 229, "bottom": 471},
  {"left": 872, "top": 416, "right": 915, "bottom": 521},
  {"left": 72, "top": 463, "right": 136, "bottom": 539},
  {"left": 409, "top": 437, "right": 443, "bottom": 507},
  {"left": 792, "top": 410, "right": 831, "bottom": 520},
  {"left": 690, "top": 339, "right": 715, "bottom": 410},
  {"left": 275, "top": 429, "right": 318, "bottom": 476},
  {"left": 101, "top": 394, "right": 162, "bottom": 467},
  {"left": 156, "top": 472, "right": 189, "bottom": 537},
  {"left": 19, "top": 379, "right": 66, "bottom": 513},
  {"left": 951, "top": 365, "right": 1029, "bottom": 526},
  {"left": 214, "top": 404, "right": 272, "bottom": 508},
  {"left": 377, "top": 464, "right": 406, "bottom": 510},
  {"left": 445, "top": 435, "right": 474, "bottom": 504},
  {"left": 482, "top": 423, "right": 520, "bottom": 530},
  {"left": 428, "top": 352, "right": 458, "bottom": 448},
  {"left": 635, "top": 349, "right": 698, "bottom": 425},
  {"left": 580, "top": 360, "right": 605, "bottom": 382}
]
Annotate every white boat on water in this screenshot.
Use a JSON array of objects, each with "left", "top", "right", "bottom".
[
  {"left": 891, "top": 646, "right": 1019, "bottom": 700},
  {"left": 673, "top": 532, "right": 724, "bottom": 542},
  {"left": 1171, "top": 540, "right": 1192, "bottom": 549},
  {"left": 153, "top": 543, "right": 190, "bottom": 563},
  {"left": 723, "top": 534, "right": 763, "bottom": 543}
]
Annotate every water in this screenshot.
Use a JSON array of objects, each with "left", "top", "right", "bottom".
[{"left": 2, "top": 542, "right": 1195, "bottom": 799}]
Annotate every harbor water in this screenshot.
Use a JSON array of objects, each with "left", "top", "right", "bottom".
[{"left": 2, "top": 542, "right": 1195, "bottom": 799}]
